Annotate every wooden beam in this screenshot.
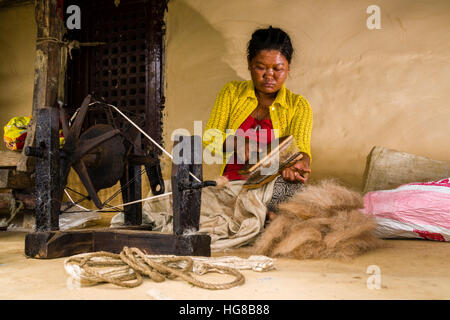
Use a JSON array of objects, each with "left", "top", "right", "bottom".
[
  {"left": 0, "top": 169, "right": 33, "bottom": 189},
  {"left": 17, "top": 0, "right": 65, "bottom": 172},
  {"left": 0, "top": 192, "right": 35, "bottom": 210},
  {"left": 25, "top": 229, "right": 211, "bottom": 259},
  {"left": 171, "top": 136, "right": 203, "bottom": 236},
  {"left": 0, "top": 0, "right": 33, "bottom": 9},
  {"left": 0, "top": 151, "right": 21, "bottom": 168}
]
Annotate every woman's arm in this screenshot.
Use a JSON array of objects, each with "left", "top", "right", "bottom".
[
  {"left": 281, "top": 96, "right": 313, "bottom": 183},
  {"left": 203, "top": 82, "right": 235, "bottom": 157}
]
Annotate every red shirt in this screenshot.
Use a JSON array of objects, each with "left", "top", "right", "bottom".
[{"left": 223, "top": 115, "right": 274, "bottom": 180}]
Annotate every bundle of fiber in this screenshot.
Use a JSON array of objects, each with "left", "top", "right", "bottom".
[{"left": 253, "top": 180, "right": 384, "bottom": 260}]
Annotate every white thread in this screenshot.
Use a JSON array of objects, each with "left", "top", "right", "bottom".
[
  {"left": 64, "top": 189, "right": 90, "bottom": 212},
  {"left": 107, "top": 192, "right": 172, "bottom": 210},
  {"left": 107, "top": 103, "right": 172, "bottom": 159},
  {"left": 64, "top": 100, "right": 202, "bottom": 212},
  {"left": 104, "top": 102, "right": 201, "bottom": 183},
  {"left": 64, "top": 189, "right": 172, "bottom": 213}
]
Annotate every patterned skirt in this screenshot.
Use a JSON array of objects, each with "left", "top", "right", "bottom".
[{"left": 266, "top": 175, "right": 304, "bottom": 213}]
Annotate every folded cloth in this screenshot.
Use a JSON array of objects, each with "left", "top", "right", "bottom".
[{"left": 110, "top": 178, "right": 277, "bottom": 251}]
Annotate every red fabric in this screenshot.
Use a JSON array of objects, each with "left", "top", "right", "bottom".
[
  {"left": 223, "top": 115, "right": 274, "bottom": 181},
  {"left": 413, "top": 229, "right": 446, "bottom": 242},
  {"left": 58, "top": 0, "right": 64, "bottom": 19}
]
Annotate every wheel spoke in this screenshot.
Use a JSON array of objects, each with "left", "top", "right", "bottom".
[{"left": 73, "top": 159, "right": 103, "bottom": 209}]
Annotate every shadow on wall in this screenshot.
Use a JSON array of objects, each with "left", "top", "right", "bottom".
[{"left": 163, "top": 0, "right": 244, "bottom": 180}]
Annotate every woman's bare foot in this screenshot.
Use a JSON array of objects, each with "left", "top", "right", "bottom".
[
  {"left": 264, "top": 211, "right": 277, "bottom": 227},
  {"left": 268, "top": 211, "right": 277, "bottom": 221}
]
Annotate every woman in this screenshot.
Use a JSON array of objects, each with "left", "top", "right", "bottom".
[
  {"left": 203, "top": 26, "right": 313, "bottom": 220},
  {"left": 138, "top": 27, "right": 313, "bottom": 251}
]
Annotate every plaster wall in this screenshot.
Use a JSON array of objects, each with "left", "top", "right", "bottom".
[
  {"left": 0, "top": 5, "right": 36, "bottom": 151},
  {"left": 0, "top": 1, "right": 449, "bottom": 194},
  {"left": 164, "top": 0, "right": 450, "bottom": 189}
]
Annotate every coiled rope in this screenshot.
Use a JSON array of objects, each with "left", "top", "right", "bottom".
[{"left": 65, "top": 247, "right": 245, "bottom": 290}]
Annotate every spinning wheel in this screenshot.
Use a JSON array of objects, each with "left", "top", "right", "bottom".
[
  {"left": 27, "top": 94, "right": 164, "bottom": 221},
  {"left": 24, "top": 96, "right": 214, "bottom": 259},
  {"left": 21, "top": 0, "right": 212, "bottom": 259},
  {"left": 59, "top": 95, "right": 125, "bottom": 209}
]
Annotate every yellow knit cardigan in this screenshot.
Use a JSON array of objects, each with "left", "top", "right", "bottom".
[{"left": 203, "top": 80, "right": 313, "bottom": 174}]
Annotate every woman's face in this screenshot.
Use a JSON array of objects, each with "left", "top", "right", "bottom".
[{"left": 248, "top": 49, "right": 290, "bottom": 95}]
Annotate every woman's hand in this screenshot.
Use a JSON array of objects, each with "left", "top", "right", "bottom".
[{"left": 281, "top": 157, "right": 311, "bottom": 183}]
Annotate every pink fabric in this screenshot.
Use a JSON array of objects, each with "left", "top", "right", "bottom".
[
  {"left": 362, "top": 178, "right": 450, "bottom": 241},
  {"left": 363, "top": 190, "right": 450, "bottom": 229}
]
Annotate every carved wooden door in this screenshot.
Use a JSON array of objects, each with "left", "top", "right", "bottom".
[
  {"left": 64, "top": 0, "right": 168, "bottom": 224},
  {"left": 65, "top": 0, "right": 167, "bottom": 154}
]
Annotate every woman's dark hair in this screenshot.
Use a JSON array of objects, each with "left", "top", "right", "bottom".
[{"left": 247, "top": 26, "right": 294, "bottom": 64}]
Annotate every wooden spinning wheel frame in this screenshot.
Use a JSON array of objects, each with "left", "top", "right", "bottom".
[{"left": 21, "top": 0, "right": 212, "bottom": 259}]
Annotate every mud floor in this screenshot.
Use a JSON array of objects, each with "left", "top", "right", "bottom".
[{"left": 0, "top": 230, "right": 449, "bottom": 300}]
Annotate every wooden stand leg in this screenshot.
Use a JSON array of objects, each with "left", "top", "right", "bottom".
[
  {"left": 32, "top": 108, "right": 61, "bottom": 232},
  {"left": 120, "top": 162, "right": 142, "bottom": 226},
  {"left": 25, "top": 135, "right": 212, "bottom": 259},
  {"left": 172, "top": 135, "right": 203, "bottom": 235}
]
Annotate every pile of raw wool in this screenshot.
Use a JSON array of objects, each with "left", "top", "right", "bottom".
[{"left": 253, "top": 180, "right": 384, "bottom": 260}]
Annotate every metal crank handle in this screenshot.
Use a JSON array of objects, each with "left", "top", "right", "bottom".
[{"left": 179, "top": 180, "right": 217, "bottom": 191}]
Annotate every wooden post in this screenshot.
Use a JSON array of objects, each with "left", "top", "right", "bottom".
[
  {"left": 121, "top": 133, "right": 143, "bottom": 226},
  {"left": 32, "top": 107, "right": 61, "bottom": 231},
  {"left": 171, "top": 136, "right": 203, "bottom": 235},
  {"left": 17, "top": 0, "right": 65, "bottom": 173},
  {"left": 121, "top": 162, "right": 143, "bottom": 226}
]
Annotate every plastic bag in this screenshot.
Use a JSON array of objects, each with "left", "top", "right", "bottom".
[
  {"left": 3, "top": 116, "right": 31, "bottom": 151},
  {"left": 3, "top": 116, "right": 65, "bottom": 150},
  {"left": 59, "top": 209, "right": 102, "bottom": 231},
  {"left": 6, "top": 209, "right": 101, "bottom": 231},
  {"left": 362, "top": 178, "right": 450, "bottom": 242}
]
